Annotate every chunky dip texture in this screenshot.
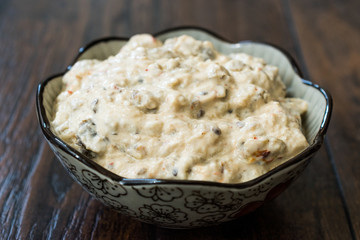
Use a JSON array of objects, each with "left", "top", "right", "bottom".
[{"left": 51, "top": 34, "right": 308, "bottom": 183}]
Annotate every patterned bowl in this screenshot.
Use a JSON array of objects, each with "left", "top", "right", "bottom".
[{"left": 36, "top": 27, "right": 332, "bottom": 228}]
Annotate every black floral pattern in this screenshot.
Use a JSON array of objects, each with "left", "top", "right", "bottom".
[
  {"left": 54, "top": 150, "right": 81, "bottom": 181},
  {"left": 83, "top": 181, "right": 104, "bottom": 199},
  {"left": 81, "top": 169, "right": 127, "bottom": 197},
  {"left": 132, "top": 186, "right": 183, "bottom": 202},
  {"left": 228, "top": 201, "right": 264, "bottom": 218},
  {"left": 101, "top": 196, "right": 137, "bottom": 217},
  {"left": 185, "top": 191, "right": 243, "bottom": 213},
  {"left": 139, "top": 204, "right": 188, "bottom": 224},
  {"left": 243, "top": 180, "right": 273, "bottom": 198},
  {"left": 285, "top": 160, "right": 309, "bottom": 181},
  {"left": 189, "top": 213, "right": 226, "bottom": 227},
  {"left": 50, "top": 143, "right": 309, "bottom": 228}
]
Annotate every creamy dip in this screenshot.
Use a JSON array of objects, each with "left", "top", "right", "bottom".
[{"left": 51, "top": 34, "right": 308, "bottom": 183}]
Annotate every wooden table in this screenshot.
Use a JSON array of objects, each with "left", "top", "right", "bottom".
[{"left": 1, "top": 0, "right": 359, "bottom": 239}]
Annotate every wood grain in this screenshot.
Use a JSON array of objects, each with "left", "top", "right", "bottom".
[
  {"left": 0, "top": 0, "right": 358, "bottom": 239},
  {"left": 289, "top": 0, "right": 360, "bottom": 239}
]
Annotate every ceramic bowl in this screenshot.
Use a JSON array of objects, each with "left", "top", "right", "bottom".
[{"left": 36, "top": 27, "right": 332, "bottom": 228}]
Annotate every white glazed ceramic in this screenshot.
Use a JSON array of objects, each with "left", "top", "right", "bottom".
[{"left": 36, "top": 27, "right": 332, "bottom": 228}]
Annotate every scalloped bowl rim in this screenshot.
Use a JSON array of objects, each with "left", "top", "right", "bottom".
[{"left": 36, "top": 26, "right": 332, "bottom": 188}]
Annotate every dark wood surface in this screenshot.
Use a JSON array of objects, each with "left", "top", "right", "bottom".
[{"left": 1, "top": 0, "right": 359, "bottom": 239}]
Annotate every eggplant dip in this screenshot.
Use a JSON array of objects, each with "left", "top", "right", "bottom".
[{"left": 51, "top": 34, "right": 308, "bottom": 183}]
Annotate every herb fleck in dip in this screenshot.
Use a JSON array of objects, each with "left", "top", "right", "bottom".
[{"left": 52, "top": 35, "right": 308, "bottom": 183}]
